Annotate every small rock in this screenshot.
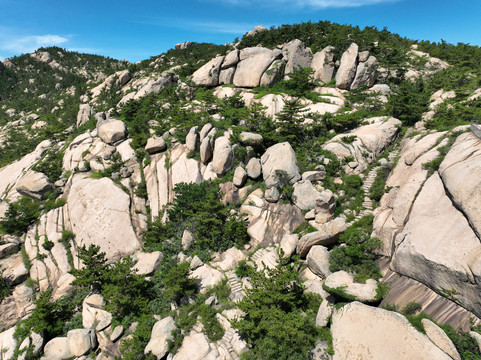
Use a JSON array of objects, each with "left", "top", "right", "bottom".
[
  {"left": 110, "top": 326, "right": 124, "bottom": 342},
  {"left": 265, "top": 187, "right": 280, "bottom": 203},
  {"left": 233, "top": 166, "right": 247, "bottom": 187}
]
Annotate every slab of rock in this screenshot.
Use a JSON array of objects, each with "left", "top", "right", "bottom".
[
  {"left": 16, "top": 170, "right": 53, "bottom": 199},
  {"left": 439, "top": 132, "right": 481, "bottom": 239},
  {"left": 133, "top": 251, "right": 163, "bottom": 275},
  {"left": 246, "top": 158, "right": 262, "bottom": 179},
  {"left": 190, "top": 264, "right": 224, "bottom": 291},
  {"left": 350, "top": 55, "right": 378, "bottom": 90},
  {"left": 110, "top": 325, "right": 124, "bottom": 342},
  {"left": 145, "top": 137, "right": 166, "bottom": 154},
  {"left": 82, "top": 294, "right": 112, "bottom": 329},
  {"left": 77, "top": 104, "right": 93, "bottom": 127},
  {"left": 297, "top": 218, "right": 347, "bottom": 257},
  {"left": 324, "top": 271, "right": 379, "bottom": 302},
  {"left": 292, "top": 180, "right": 321, "bottom": 210},
  {"left": 261, "top": 142, "right": 300, "bottom": 188},
  {"left": 260, "top": 59, "right": 285, "bottom": 87},
  {"left": 311, "top": 46, "right": 336, "bottom": 84},
  {"left": 67, "top": 175, "right": 141, "bottom": 261},
  {"left": 234, "top": 47, "right": 282, "bottom": 88},
  {"left": 391, "top": 172, "right": 481, "bottom": 317},
  {"left": 192, "top": 56, "right": 225, "bottom": 87},
  {"left": 0, "top": 285, "right": 35, "bottom": 329},
  {"left": 239, "top": 132, "right": 263, "bottom": 146},
  {"left": 185, "top": 127, "right": 198, "bottom": 151},
  {"left": 316, "top": 300, "right": 333, "bottom": 328},
  {"left": 0, "top": 327, "right": 16, "bottom": 360},
  {"left": 335, "top": 43, "right": 358, "bottom": 90},
  {"left": 282, "top": 39, "right": 313, "bottom": 76},
  {"left": 307, "top": 245, "right": 331, "bottom": 278},
  {"left": 422, "top": 318, "right": 461, "bottom": 360},
  {"left": 280, "top": 234, "right": 298, "bottom": 258},
  {"left": 44, "top": 337, "right": 72, "bottom": 360},
  {"left": 98, "top": 120, "right": 126, "bottom": 144},
  {"left": 67, "top": 328, "right": 97, "bottom": 357},
  {"left": 331, "top": 302, "right": 453, "bottom": 360},
  {"left": 222, "top": 50, "right": 239, "bottom": 69},
  {"left": 212, "top": 136, "right": 233, "bottom": 175},
  {"left": 144, "top": 316, "right": 176, "bottom": 359},
  {"left": 302, "top": 169, "right": 326, "bottom": 182},
  {"left": 233, "top": 166, "right": 247, "bottom": 187},
  {"left": 1, "top": 253, "right": 28, "bottom": 286},
  {"left": 172, "top": 331, "right": 219, "bottom": 360}
]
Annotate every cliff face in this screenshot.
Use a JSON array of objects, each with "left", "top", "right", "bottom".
[{"left": 1, "top": 25, "right": 481, "bottom": 360}]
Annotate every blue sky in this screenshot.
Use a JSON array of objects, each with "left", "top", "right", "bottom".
[{"left": 0, "top": 0, "right": 480, "bottom": 62}]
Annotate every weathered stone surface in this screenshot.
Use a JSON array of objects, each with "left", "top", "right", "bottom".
[
  {"left": 314, "top": 190, "right": 336, "bottom": 225},
  {"left": 307, "top": 245, "right": 331, "bottom": 278},
  {"left": 302, "top": 169, "right": 326, "bottom": 182},
  {"left": 331, "top": 302, "right": 452, "bottom": 360},
  {"left": 200, "top": 136, "right": 213, "bottom": 164},
  {"left": 144, "top": 316, "right": 176, "bottom": 359},
  {"left": 240, "top": 190, "right": 304, "bottom": 247},
  {"left": 246, "top": 157, "right": 262, "bottom": 179},
  {"left": 311, "top": 46, "right": 336, "bottom": 84},
  {"left": 234, "top": 47, "right": 282, "bottom": 88},
  {"left": 297, "top": 217, "right": 347, "bottom": 257},
  {"left": 323, "top": 116, "right": 401, "bottom": 174},
  {"left": 422, "top": 318, "right": 461, "bottom": 360},
  {"left": 16, "top": 170, "right": 53, "bottom": 199},
  {"left": 261, "top": 142, "right": 300, "bottom": 188},
  {"left": 324, "top": 271, "right": 379, "bottom": 302},
  {"left": 222, "top": 49, "right": 239, "bottom": 69},
  {"left": 44, "top": 337, "right": 72, "bottom": 360},
  {"left": 98, "top": 120, "right": 126, "bottom": 144},
  {"left": 185, "top": 126, "right": 198, "bottom": 151},
  {"left": 133, "top": 251, "right": 163, "bottom": 275},
  {"left": 239, "top": 132, "right": 263, "bottom": 146},
  {"left": 145, "top": 137, "right": 166, "bottom": 154},
  {"left": 0, "top": 253, "right": 28, "bottom": 286},
  {"left": 67, "top": 175, "right": 141, "bottom": 261},
  {"left": 77, "top": 104, "right": 93, "bottom": 127},
  {"left": 218, "top": 67, "right": 236, "bottom": 85},
  {"left": 335, "top": 43, "right": 358, "bottom": 89},
  {"left": 282, "top": 39, "right": 313, "bottom": 76},
  {"left": 110, "top": 326, "right": 124, "bottom": 342},
  {"left": 190, "top": 264, "right": 224, "bottom": 291},
  {"left": 172, "top": 332, "right": 219, "bottom": 360},
  {"left": 67, "top": 328, "right": 97, "bottom": 357},
  {"left": 316, "top": 300, "right": 333, "bottom": 328},
  {"left": 212, "top": 135, "right": 233, "bottom": 175},
  {"left": 350, "top": 55, "right": 378, "bottom": 90},
  {"left": 82, "top": 294, "right": 112, "bottom": 329},
  {"left": 439, "top": 132, "right": 481, "bottom": 239},
  {"left": 233, "top": 166, "right": 247, "bottom": 187},
  {"left": 192, "top": 56, "right": 225, "bottom": 87},
  {"left": 260, "top": 59, "right": 285, "bottom": 87},
  {"left": 292, "top": 180, "right": 321, "bottom": 210},
  {"left": 0, "top": 327, "right": 16, "bottom": 360},
  {"left": 391, "top": 173, "right": 481, "bottom": 317},
  {"left": 0, "top": 285, "right": 35, "bottom": 329},
  {"left": 280, "top": 234, "right": 298, "bottom": 258}
]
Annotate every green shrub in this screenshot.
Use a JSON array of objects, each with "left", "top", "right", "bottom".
[
  {"left": 235, "top": 260, "right": 254, "bottom": 278},
  {"left": 162, "top": 262, "right": 200, "bottom": 303},
  {"left": 369, "top": 166, "right": 390, "bottom": 202},
  {"left": 233, "top": 257, "right": 323, "bottom": 360},
  {"left": 329, "top": 216, "right": 382, "bottom": 282},
  {"left": 0, "top": 196, "right": 41, "bottom": 235}
]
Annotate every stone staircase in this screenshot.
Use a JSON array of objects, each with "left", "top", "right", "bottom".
[
  {"left": 346, "top": 149, "right": 400, "bottom": 227},
  {"left": 218, "top": 328, "right": 240, "bottom": 360},
  {"left": 226, "top": 270, "right": 245, "bottom": 302}
]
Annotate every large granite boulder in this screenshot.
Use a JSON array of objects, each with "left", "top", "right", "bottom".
[
  {"left": 282, "top": 39, "right": 313, "bottom": 76},
  {"left": 144, "top": 316, "right": 176, "bottom": 359},
  {"left": 311, "top": 46, "right": 336, "bottom": 84},
  {"left": 192, "top": 56, "right": 225, "bottom": 87},
  {"left": 67, "top": 175, "right": 141, "bottom": 261},
  {"left": 212, "top": 135, "right": 233, "bottom": 175},
  {"left": 261, "top": 142, "right": 300, "bottom": 188},
  {"left": 331, "top": 302, "right": 453, "bottom": 360},
  {"left": 15, "top": 170, "right": 53, "bottom": 200},
  {"left": 350, "top": 55, "right": 378, "bottom": 90},
  {"left": 77, "top": 104, "right": 93, "bottom": 127},
  {"left": 335, "top": 43, "right": 358, "bottom": 90},
  {"left": 98, "top": 119, "right": 127, "bottom": 144},
  {"left": 297, "top": 217, "right": 347, "bottom": 257},
  {"left": 233, "top": 47, "right": 282, "bottom": 88}
]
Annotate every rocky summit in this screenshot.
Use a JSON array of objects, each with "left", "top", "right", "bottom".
[{"left": 1, "top": 20, "right": 481, "bottom": 360}]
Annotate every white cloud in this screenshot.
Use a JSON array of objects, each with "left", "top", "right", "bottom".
[
  {"left": 0, "top": 31, "right": 69, "bottom": 56},
  {"left": 213, "top": 0, "right": 398, "bottom": 8},
  {"left": 140, "top": 18, "right": 258, "bottom": 35}
]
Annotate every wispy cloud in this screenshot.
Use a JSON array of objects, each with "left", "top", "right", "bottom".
[
  {"left": 68, "top": 47, "right": 102, "bottom": 54},
  {"left": 0, "top": 29, "right": 69, "bottom": 56},
  {"left": 210, "top": 0, "right": 398, "bottom": 8},
  {"left": 139, "top": 18, "right": 258, "bottom": 35}
]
